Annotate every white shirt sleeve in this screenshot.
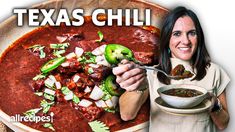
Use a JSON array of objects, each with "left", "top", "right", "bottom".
[{"left": 213, "top": 64, "right": 230, "bottom": 96}]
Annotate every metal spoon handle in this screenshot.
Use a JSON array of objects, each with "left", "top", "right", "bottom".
[{"left": 137, "top": 65, "right": 178, "bottom": 79}]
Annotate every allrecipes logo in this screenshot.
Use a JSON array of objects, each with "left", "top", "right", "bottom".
[{"left": 10, "top": 114, "right": 53, "bottom": 123}]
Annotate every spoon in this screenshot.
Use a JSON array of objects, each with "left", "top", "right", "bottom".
[
  {"left": 117, "top": 60, "right": 181, "bottom": 79},
  {"left": 137, "top": 65, "right": 181, "bottom": 79}
]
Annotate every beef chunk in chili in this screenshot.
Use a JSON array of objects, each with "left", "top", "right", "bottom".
[
  {"left": 171, "top": 64, "right": 194, "bottom": 79},
  {"left": 25, "top": 46, "right": 52, "bottom": 58},
  {"left": 56, "top": 31, "right": 84, "bottom": 43},
  {"left": 55, "top": 89, "right": 66, "bottom": 102},
  {"left": 101, "top": 113, "right": 122, "bottom": 127},
  {"left": 66, "top": 73, "right": 95, "bottom": 91},
  {"left": 29, "top": 79, "right": 45, "bottom": 91},
  {"left": 84, "top": 64, "right": 112, "bottom": 82},
  {"left": 76, "top": 40, "right": 101, "bottom": 52},
  {"left": 133, "top": 29, "right": 157, "bottom": 44},
  {"left": 56, "top": 58, "right": 83, "bottom": 75},
  {"left": 74, "top": 104, "right": 104, "bottom": 121},
  {"left": 134, "top": 51, "right": 154, "bottom": 64}
]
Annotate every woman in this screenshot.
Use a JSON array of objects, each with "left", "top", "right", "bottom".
[{"left": 113, "top": 6, "right": 230, "bottom": 132}]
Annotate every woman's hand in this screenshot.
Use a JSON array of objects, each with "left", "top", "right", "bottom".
[
  {"left": 112, "top": 59, "right": 148, "bottom": 92},
  {"left": 207, "top": 92, "right": 217, "bottom": 112},
  {"left": 208, "top": 91, "right": 230, "bottom": 130},
  {"left": 113, "top": 59, "right": 149, "bottom": 121}
]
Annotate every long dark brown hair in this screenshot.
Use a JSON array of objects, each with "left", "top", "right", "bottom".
[{"left": 157, "top": 6, "right": 211, "bottom": 84}]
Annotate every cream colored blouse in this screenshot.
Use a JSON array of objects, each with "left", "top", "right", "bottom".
[{"left": 147, "top": 58, "right": 230, "bottom": 132}]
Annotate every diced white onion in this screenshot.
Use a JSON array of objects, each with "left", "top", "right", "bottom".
[
  {"left": 111, "top": 96, "right": 119, "bottom": 108},
  {"left": 64, "top": 92, "right": 74, "bottom": 101},
  {"left": 84, "top": 86, "right": 91, "bottom": 93},
  {"left": 44, "top": 78, "right": 55, "bottom": 88},
  {"left": 88, "top": 64, "right": 99, "bottom": 68},
  {"left": 44, "top": 88, "right": 56, "bottom": 96},
  {"left": 61, "top": 62, "right": 70, "bottom": 67},
  {"left": 95, "top": 55, "right": 111, "bottom": 67},
  {"left": 97, "top": 59, "right": 111, "bottom": 67},
  {"left": 75, "top": 47, "right": 84, "bottom": 57},
  {"left": 89, "top": 85, "right": 104, "bottom": 100},
  {"left": 99, "top": 45, "right": 107, "bottom": 53},
  {"left": 66, "top": 52, "right": 76, "bottom": 59},
  {"left": 78, "top": 99, "right": 93, "bottom": 107},
  {"left": 55, "top": 82, "right": 61, "bottom": 89},
  {"left": 95, "top": 100, "right": 107, "bottom": 108},
  {"left": 95, "top": 100, "right": 102, "bottom": 107},
  {"left": 73, "top": 75, "right": 80, "bottom": 83},
  {"left": 48, "top": 75, "right": 57, "bottom": 82},
  {"left": 95, "top": 55, "right": 104, "bottom": 63},
  {"left": 91, "top": 45, "right": 107, "bottom": 56},
  {"left": 105, "top": 99, "right": 114, "bottom": 108},
  {"left": 56, "top": 36, "right": 67, "bottom": 43}
]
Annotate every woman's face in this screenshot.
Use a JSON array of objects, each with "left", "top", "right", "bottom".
[{"left": 169, "top": 16, "right": 198, "bottom": 61}]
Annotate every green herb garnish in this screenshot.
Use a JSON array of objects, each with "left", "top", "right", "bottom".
[
  {"left": 34, "top": 92, "right": 43, "bottom": 96},
  {"left": 88, "top": 120, "right": 109, "bottom": 132},
  {"left": 33, "top": 73, "right": 47, "bottom": 80},
  {"left": 61, "top": 87, "right": 80, "bottom": 103},
  {"left": 104, "top": 108, "right": 116, "bottom": 113},
  {"left": 99, "top": 81, "right": 112, "bottom": 101},
  {"left": 44, "top": 93, "right": 55, "bottom": 101},
  {"left": 28, "top": 45, "right": 46, "bottom": 59},
  {"left": 73, "top": 94, "right": 80, "bottom": 104},
  {"left": 77, "top": 52, "right": 97, "bottom": 64},
  {"left": 53, "top": 50, "right": 66, "bottom": 57},
  {"left": 88, "top": 67, "right": 94, "bottom": 74},
  {"left": 85, "top": 52, "right": 96, "bottom": 63},
  {"left": 50, "top": 43, "right": 69, "bottom": 57},
  {"left": 85, "top": 52, "right": 95, "bottom": 57},
  {"left": 39, "top": 49, "right": 46, "bottom": 58},
  {"left": 61, "top": 87, "right": 71, "bottom": 95},
  {"left": 50, "top": 43, "right": 70, "bottom": 50},
  {"left": 77, "top": 56, "right": 86, "bottom": 63},
  {"left": 43, "top": 123, "right": 55, "bottom": 131},
  {"left": 40, "top": 100, "right": 54, "bottom": 113},
  {"left": 95, "top": 31, "right": 104, "bottom": 43},
  {"left": 24, "top": 108, "right": 42, "bottom": 118}
]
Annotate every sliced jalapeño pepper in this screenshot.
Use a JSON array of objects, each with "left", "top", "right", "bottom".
[
  {"left": 104, "top": 44, "right": 133, "bottom": 65},
  {"left": 105, "top": 75, "right": 124, "bottom": 96},
  {"left": 41, "top": 57, "right": 65, "bottom": 73}
]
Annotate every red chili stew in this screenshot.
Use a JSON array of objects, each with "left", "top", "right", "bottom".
[{"left": 0, "top": 18, "right": 159, "bottom": 131}]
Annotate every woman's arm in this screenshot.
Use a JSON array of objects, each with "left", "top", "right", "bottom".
[
  {"left": 119, "top": 87, "right": 149, "bottom": 121},
  {"left": 210, "top": 91, "right": 230, "bottom": 130},
  {"left": 113, "top": 60, "right": 149, "bottom": 121}
]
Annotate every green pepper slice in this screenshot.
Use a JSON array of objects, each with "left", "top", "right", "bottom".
[
  {"left": 41, "top": 57, "right": 65, "bottom": 73},
  {"left": 104, "top": 44, "right": 133, "bottom": 65},
  {"left": 105, "top": 75, "right": 124, "bottom": 96}
]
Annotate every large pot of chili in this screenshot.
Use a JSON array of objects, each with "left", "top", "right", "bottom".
[{"left": 0, "top": 0, "right": 168, "bottom": 131}]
